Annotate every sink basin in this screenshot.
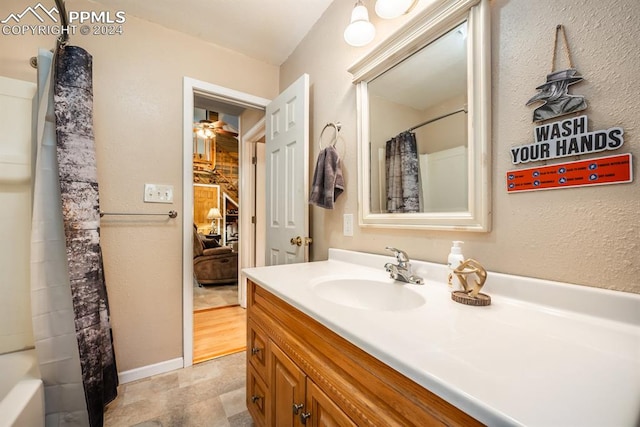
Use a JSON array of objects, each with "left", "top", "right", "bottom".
[{"left": 311, "top": 278, "right": 425, "bottom": 311}]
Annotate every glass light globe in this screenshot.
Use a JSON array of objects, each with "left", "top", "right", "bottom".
[{"left": 344, "top": 4, "right": 376, "bottom": 47}]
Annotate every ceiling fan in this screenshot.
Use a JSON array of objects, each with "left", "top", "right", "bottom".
[
  {"left": 193, "top": 120, "right": 217, "bottom": 169},
  {"left": 193, "top": 119, "right": 216, "bottom": 139},
  {"left": 192, "top": 119, "right": 239, "bottom": 173},
  {"left": 193, "top": 119, "right": 238, "bottom": 139}
]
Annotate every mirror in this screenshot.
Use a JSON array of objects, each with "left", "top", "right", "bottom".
[{"left": 349, "top": 0, "right": 491, "bottom": 231}]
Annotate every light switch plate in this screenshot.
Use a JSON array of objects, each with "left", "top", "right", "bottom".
[
  {"left": 144, "top": 184, "right": 174, "bottom": 203},
  {"left": 343, "top": 214, "right": 354, "bottom": 236}
]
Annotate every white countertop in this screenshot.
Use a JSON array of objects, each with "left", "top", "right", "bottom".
[{"left": 243, "top": 249, "right": 640, "bottom": 427}]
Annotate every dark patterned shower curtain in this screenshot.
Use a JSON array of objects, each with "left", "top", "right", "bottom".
[
  {"left": 31, "top": 45, "right": 117, "bottom": 427},
  {"left": 386, "top": 131, "right": 420, "bottom": 213},
  {"left": 55, "top": 45, "right": 118, "bottom": 427}
]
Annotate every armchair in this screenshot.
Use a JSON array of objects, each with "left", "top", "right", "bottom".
[{"left": 193, "top": 227, "right": 238, "bottom": 285}]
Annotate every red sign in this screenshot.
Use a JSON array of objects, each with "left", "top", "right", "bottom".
[{"left": 507, "top": 153, "right": 632, "bottom": 193}]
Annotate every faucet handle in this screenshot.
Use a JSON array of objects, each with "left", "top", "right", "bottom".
[{"left": 385, "top": 246, "right": 409, "bottom": 263}]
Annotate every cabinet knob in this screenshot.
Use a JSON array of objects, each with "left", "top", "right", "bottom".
[
  {"left": 300, "top": 412, "right": 312, "bottom": 424},
  {"left": 251, "top": 395, "right": 262, "bottom": 404},
  {"left": 251, "top": 346, "right": 261, "bottom": 355},
  {"left": 293, "top": 403, "right": 304, "bottom": 414}
]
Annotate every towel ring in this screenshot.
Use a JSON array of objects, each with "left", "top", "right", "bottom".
[{"left": 319, "top": 122, "right": 342, "bottom": 150}]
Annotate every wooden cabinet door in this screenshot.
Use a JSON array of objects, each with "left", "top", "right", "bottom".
[
  {"left": 248, "top": 319, "right": 268, "bottom": 381},
  {"left": 271, "top": 343, "right": 306, "bottom": 427},
  {"left": 305, "top": 380, "right": 356, "bottom": 427},
  {"left": 247, "top": 365, "right": 269, "bottom": 427}
]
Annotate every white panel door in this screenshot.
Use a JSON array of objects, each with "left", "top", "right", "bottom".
[{"left": 265, "top": 74, "right": 310, "bottom": 265}]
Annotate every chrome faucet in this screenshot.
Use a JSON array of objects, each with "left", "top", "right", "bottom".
[{"left": 384, "top": 247, "right": 424, "bottom": 285}]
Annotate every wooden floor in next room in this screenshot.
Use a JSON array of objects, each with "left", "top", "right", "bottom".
[
  {"left": 193, "top": 282, "right": 246, "bottom": 363},
  {"left": 194, "top": 305, "right": 246, "bottom": 364}
]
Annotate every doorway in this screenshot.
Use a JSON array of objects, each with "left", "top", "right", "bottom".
[
  {"left": 192, "top": 183, "right": 238, "bottom": 311},
  {"left": 192, "top": 103, "right": 240, "bottom": 313},
  {"left": 182, "top": 77, "right": 269, "bottom": 367}
]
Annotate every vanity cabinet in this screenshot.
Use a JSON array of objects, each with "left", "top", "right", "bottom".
[
  {"left": 248, "top": 317, "right": 352, "bottom": 426},
  {"left": 246, "top": 280, "right": 482, "bottom": 426}
]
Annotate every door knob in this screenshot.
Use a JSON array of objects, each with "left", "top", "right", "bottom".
[{"left": 290, "top": 236, "right": 313, "bottom": 247}]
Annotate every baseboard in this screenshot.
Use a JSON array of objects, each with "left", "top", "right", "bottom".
[{"left": 118, "top": 357, "right": 184, "bottom": 384}]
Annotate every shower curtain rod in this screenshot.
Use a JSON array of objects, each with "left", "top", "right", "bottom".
[
  {"left": 29, "top": 0, "right": 69, "bottom": 68},
  {"left": 100, "top": 210, "right": 179, "bottom": 219},
  {"left": 54, "top": 0, "right": 69, "bottom": 45},
  {"left": 406, "top": 107, "right": 468, "bottom": 133}
]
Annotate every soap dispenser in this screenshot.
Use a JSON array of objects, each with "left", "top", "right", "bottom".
[
  {"left": 448, "top": 241, "right": 465, "bottom": 269},
  {"left": 447, "top": 241, "right": 465, "bottom": 290}
]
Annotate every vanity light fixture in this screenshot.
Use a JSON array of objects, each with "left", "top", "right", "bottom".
[
  {"left": 344, "top": 0, "right": 376, "bottom": 47},
  {"left": 345, "top": 0, "right": 419, "bottom": 47},
  {"left": 374, "top": 0, "right": 418, "bottom": 19}
]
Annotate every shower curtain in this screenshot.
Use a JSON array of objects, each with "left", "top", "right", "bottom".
[
  {"left": 31, "top": 46, "right": 117, "bottom": 427},
  {"left": 386, "top": 131, "right": 420, "bottom": 213}
]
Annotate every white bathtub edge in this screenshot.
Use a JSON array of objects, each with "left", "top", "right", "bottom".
[{"left": 0, "top": 379, "right": 44, "bottom": 427}]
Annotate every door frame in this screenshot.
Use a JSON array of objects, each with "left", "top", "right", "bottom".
[
  {"left": 182, "top": 77, "right": 269, "bottom": 367},
  {"left": 239, "top": 117, "right": 266, "bottom": 307}
]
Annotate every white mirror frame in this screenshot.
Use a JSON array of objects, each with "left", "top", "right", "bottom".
[{"left": 349, "top": 0, "right": 491, "bottom": 231}]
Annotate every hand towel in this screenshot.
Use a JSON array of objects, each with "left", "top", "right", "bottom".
[{"left": 309, "top": 145, "right": 344, "bottom": 209}]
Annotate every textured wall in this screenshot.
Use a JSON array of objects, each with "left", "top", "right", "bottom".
[
  {"left": 281, "top": 0, "right": 639, "bottom": 294},
  {"left": 1, "top": 0, "right": 638, "bottom": 376},
  {"left": 0, "top": 0, "right": 279, "bottom": 371}
]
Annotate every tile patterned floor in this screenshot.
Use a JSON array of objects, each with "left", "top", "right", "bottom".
[
  {"left": 105, "top": 352, "right": 254, "bottom": 427},
  {"left": 194, "top": 283, "right": 239, "bottom": 311}
]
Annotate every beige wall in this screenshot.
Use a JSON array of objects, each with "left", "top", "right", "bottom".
[
  {"left": 0, "top": 0, "right": 278, "bottom": 371},
  {"left": 281, "top": 0, "right": 640, "bottom": 294},
  {"left": 1, "top": 0, "right": 638, "bottom": 375}
]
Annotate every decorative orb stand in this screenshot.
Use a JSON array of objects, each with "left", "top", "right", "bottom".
[
  {"left": 449, "top": 259, "right": 491, "bottom": 307},
  {"left": 451, "top": 290, "right": 491, "bottom": 306}
]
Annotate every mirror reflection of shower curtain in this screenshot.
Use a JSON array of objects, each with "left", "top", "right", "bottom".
[
  {"left": 386, "top": 132, "right": 420, "bottom": 213},
  {"left": 30, "top": 46, "right": 117, "bottom": 427}
]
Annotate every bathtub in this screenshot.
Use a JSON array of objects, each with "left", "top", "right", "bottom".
[{"left": 0, "top": 349, "right": 44, "bottom": 427}]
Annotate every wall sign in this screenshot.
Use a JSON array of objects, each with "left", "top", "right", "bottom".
[
  {"left": 510, "top": 115, "right": 624, "bottom": 164},
  {"left": 506, "top": 153, "right": 632, "bottom": 193},
  {"left": 507, "top": 25, "right": 632, "bottom": 193},
  {"left": 526, "top": 68, "right": 587, "bottom": 123},
  {"left": 525, "top": 26, "right": 586, "bottom": 124}
]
